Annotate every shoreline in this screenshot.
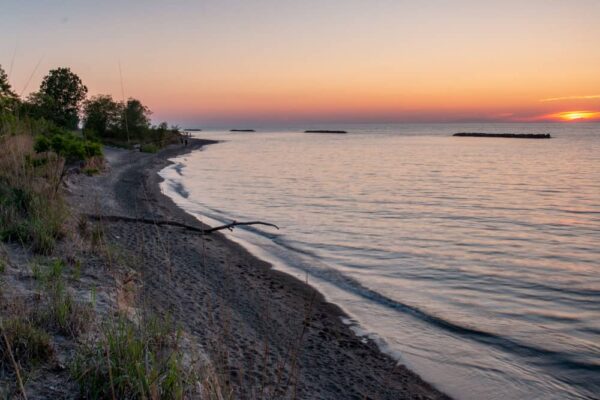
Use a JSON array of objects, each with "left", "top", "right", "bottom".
[{"left": 75, "top": 138, "right": 451, "bottom": 399}]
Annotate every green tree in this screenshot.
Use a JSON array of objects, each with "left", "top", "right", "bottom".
[
  {"left": 0, "top": 65, "right": 16, "bottom": 98},
  {"left": 122, "top": 98, "right": 151, "bottom": 137},
  {"left": 24, "top": 91, "right": 55, "bottom": 121},
  {"left": 35, "top": 67, "right": 88, "bottom": 129},
  {"left": 0, "top": 64, "right": 18, "bottom": 113},
  {"left": 82, "top": 95, "right": 124, "bottom": 138}
]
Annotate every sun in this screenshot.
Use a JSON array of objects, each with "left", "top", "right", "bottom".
[
  {"left": 564, "top": 112, "right": 586, "bottom": 120},
  {"left": 553, "top": 111, "right": 600, "bottom": 121}
]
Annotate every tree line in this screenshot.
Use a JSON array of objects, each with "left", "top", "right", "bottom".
[{"left": 0, "top": 64, "right": 180, "bottom": 148}]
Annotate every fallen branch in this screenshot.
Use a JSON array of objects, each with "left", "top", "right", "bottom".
[
  {"left": 84, "top": 214, "right": 279, "bottom": 234},
  {"left": 203, "top": 220, "right": 279, "bottom": 233}
]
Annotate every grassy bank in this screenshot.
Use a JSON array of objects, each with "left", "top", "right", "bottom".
[
  {"left": 0, "top": 130, "right": 207, "bottom": 399},
  {"left": 1, "top": 86, "right": 206, "bottom": 397}
]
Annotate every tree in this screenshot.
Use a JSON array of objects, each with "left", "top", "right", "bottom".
[
  {"left": 36, "top": 67, "right": 88, "bottom": 129},
  {"left": 0, "top": 65, "right": 16, "bottom": 99},
  {"left": 24, "top": 91, "right": 56, "bottom": 121},
  {"left": 82, "top": 95, "right": 124, "bottom": 138},
  {"left": 122, "top": 98, "right": 151, "bottom": 137},
  {"left": 0, "top": 64, "right": 18, "bottom": 112}
]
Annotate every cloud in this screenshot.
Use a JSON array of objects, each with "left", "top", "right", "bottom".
[{"left": 540, "top": 95, "right": 600, "bottom": 102}]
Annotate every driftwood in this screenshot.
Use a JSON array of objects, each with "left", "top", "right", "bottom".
[{"left": 85, "top": 214, "right": 279, "bottom": 233}]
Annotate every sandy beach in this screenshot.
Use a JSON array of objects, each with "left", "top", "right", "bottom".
[{"left": 67, "top": 139, "right": 450, "bottom": 399}]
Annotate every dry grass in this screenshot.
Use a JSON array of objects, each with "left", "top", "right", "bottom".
[
  {"left": 0, "top": 135, "right": 68, "bottom": 254},
  {"left": 0, "top": 318, "right": 54, "bottom": 373}
]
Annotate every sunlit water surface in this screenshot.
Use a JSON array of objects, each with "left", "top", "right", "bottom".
[{"left": 160, "top": 123, "right": 600, "bottom": 400}]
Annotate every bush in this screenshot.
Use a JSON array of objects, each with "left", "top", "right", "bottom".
[
  {"left": 140, "top": 143, "right": 159, "bottom": 153},
  {"left": 72, "top": 316, "right": 198, "bottom": 399},
  {"left": 1, "top": 111, "right": 55, "bottom": 138},
  {"left": 35, "top": 131, "right": 102, "bottom": 163},
  {"left": 0, "top": 182, "right": 66, "bottom": 254}
]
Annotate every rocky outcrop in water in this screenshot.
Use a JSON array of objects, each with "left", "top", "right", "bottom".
[
  {"left": 453, "top": 133, "right": 551, "bottom": 139},
  {"left": 305, "top": 130, "right": 348, "bottom": 134}
]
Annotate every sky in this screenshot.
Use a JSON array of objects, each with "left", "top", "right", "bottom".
[{"left": 1, "top": 0, "right": 600, "bottom": 126}]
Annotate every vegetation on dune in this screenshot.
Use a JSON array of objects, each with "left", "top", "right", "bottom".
[
  {"left": 0, "top": 318, "right": 54, "bottom": 371},
  {"left": 0, "top": 134, "right": 69, "bottom": 254},
  {"left": 72, "top": 316, "right": 200, "bottom": 399},
  {"left": 30, "top": 259, "right": 93, "bottom": 337},
  {"left": 0, "top": 63, "right": 211, "bottom": 398},
  {"left": 140, "top": 143, "right": 160, "bottom": 153},
  {"left": 0, "top": 61, "right": 180, "bottom": 254}
]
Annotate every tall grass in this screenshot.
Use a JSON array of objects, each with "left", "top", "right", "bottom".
[
  {"left": 72, "top": 315, "right": 201, "bottom": 399},
  {"left": 0, "top": 134, "right": 67, "bottom": 254},
  {"left": 31, "top": 259, "right": 93, "bottom": 337},
  {"left": 0, "top": 318, "right": 54, "bottom": 372}
]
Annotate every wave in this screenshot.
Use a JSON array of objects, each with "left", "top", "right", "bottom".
[
  {"left": 172, "top": 190, "right": 600, "bottom": 377},
  {"left": 162, "top": 173, "right": 600, "bottom": 375},
  {"left": 294, "top": 261, "right": 600, "bottom": 374}
]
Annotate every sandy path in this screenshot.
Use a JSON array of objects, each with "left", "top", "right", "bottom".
[{"left": 68, "top": 140, "right": 450, "bottom": 400}]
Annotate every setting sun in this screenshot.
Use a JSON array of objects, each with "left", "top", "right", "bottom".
[{"left": 553, "top": 111, "right": 600, "bottom": 121}]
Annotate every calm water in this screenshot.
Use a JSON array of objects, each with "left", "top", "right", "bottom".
[{"left": 160, "top": 123, "right": 600, "bottom": 400}]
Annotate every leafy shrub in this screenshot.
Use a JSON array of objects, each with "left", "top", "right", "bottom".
[
  {"left": 34, "top": 131, "right": 102, "bottom": 163},
  {"left": 140, "top": 143, "right": 159, "bottom": 153},
  {"left": 31, "top": 130, "right": 103, "bottom": 198}
]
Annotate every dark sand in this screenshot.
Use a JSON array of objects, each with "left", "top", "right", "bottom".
[{"left": 69, "top": 139, "right": 450, "bottom": 400}]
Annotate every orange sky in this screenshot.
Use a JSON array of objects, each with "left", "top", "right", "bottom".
[{"left": 2, "top": 0, "right": 600, "bottom": 125}]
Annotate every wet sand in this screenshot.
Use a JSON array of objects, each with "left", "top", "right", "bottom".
[{"left": 69, "top": 139, "right": 450, "bottom": 400}]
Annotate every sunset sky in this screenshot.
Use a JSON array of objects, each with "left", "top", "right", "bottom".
[{"left": 1, "top": 0, "right": 600, "bottom": 126}]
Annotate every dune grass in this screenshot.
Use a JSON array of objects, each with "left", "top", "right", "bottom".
[
  {"left": 71, "top": 315, "right": 201, "bottom": 400},
  {"left": 31, "top": 259, "right": 93, "bottom": 337},
  {"left": 0, "top": 318, "right": 54, "bottom": 372},
  {"left": 0, "top": 134, "right": 68, "bottom": 255}
]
